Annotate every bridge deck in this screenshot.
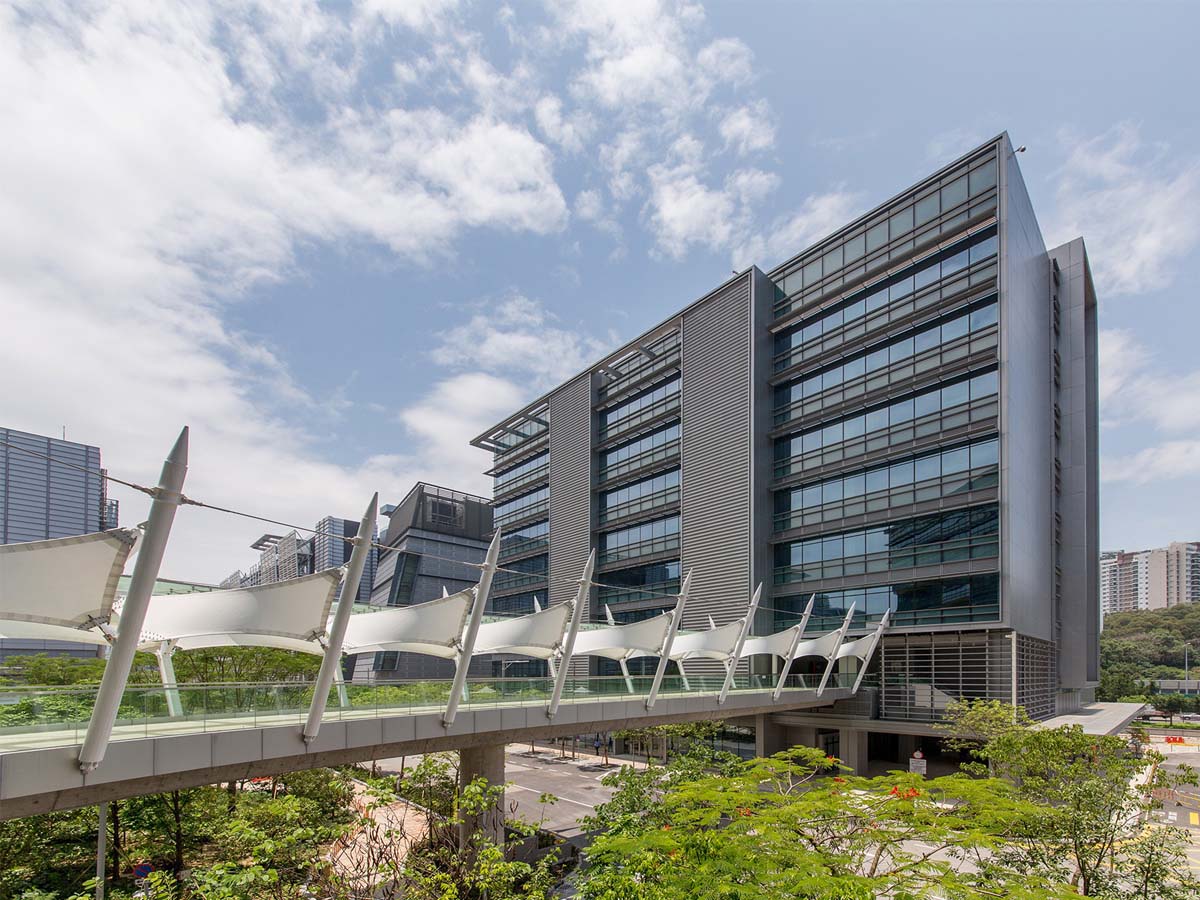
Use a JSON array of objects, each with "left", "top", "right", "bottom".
[{"left": 0, "top": 674, "right": 851, "bottom": 818}]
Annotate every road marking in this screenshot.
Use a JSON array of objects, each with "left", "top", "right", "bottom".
[
  {"left": 508, "top": 783, "right": 595, "bottom": 808},
  {"left": 1191, "top": 812, "right": 1199, "bottom": 826}
]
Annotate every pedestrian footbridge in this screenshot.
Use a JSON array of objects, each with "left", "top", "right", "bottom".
[{"left": 0, "top": 430, "right": 887, "bottom": 818}]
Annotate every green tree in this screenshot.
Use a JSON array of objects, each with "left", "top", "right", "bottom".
[
  {"left": 984, "top": 724, "right": 1200, "bottom": 897},
  {"left": 578, "top": 745, "right": 1070, "bottom": 899},
  {"left": 935, "top": 698, "right": 1035, "bottom": 774},
  {"left": 1097, "top": 662, "right": 1150, "bottom": 702},
  {"left": 1155, "top": 693, "right": 1188, "bottom": 726}
]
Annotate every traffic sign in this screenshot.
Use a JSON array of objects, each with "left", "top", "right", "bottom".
[
  {"left": 133, "top": 862, "right": 154, "bottom": 879},
  {"left": 909, "top": 756, "right": 927, "bottom": 775}
]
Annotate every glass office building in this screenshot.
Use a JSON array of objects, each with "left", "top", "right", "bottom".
[
  {"left": 472, "top": 134, "right": 1099, "bottom": 730},
  {"left": 0, "top": 425, "right": 120, "bottom": 659}
]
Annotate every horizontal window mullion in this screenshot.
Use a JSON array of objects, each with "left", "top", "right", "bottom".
[
  {"left": 774, "top": 256, "right": 999, "bottom": 372},
  {"left": 600, "top": 395, "right": 681, "bottom": 442},
  {"left": 600, "top": 486, "right": 680, "bottom": 525},
  {"left": 774, "top": 464, "right": 1000, "bottom": 532},
  {"left": 494, "top": 500, "right": 550, "bottom": 528},
  {"left": 774, "top": 394, "right": 998, "bottom": 480},
  {"left": 494, "top": 464, "right": 549, "bottom": 496},
  {"left": 599, "top": 439, "right": 681, "bottom": 484},
  {"left": 599, "top": 534, "right": 680, "bottom": 565}
]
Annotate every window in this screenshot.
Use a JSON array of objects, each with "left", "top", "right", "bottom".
[
  {"left": 599, "top": 517, "right": 681, "bottom": 563},
  {"left": 774, "top": 299, "right": 998, "bottom": 421},
  {"left": 601, "top": 377, "right": 680, "bottom": 430},
  {"left": 774, "top": 372, "right": 999, "bottom": 468},
  {"left": 493, "top": 486, "right": 548, "bottom": 521},
  {"left": 598, "top": 560, "right": 681, "bottom": 605},
  {"left": 770, "top": 154, "right": 1000, "bottom": 316},
  {"left": 773, "top": 227, "right": 999, "bottom": 366},
  {"left": 494, "top": 451, "right": 548, "bottom": 492},
  {"left": 601, "top": 423, "right": 680, "bottom": 470},
  {"left": 600, "top": 469, "right": 680, "bottom": 515},
  {"left": 774, "top": 504, "right": 999, "bottom": 582}
]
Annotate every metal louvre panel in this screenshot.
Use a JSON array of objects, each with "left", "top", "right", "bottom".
[
  {"left": 681, "top": 275, "right": 752, "bottom": 648},
  {"left": 548, "top": 374, "right": 593, "bottom": 612}
]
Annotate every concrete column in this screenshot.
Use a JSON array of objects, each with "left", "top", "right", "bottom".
[
  {"left": 839, "top": 728, "right": 869, "bottom": 775},
  {"left": 754, "top": 713, "right": 789, "bottom": 758},
  {"left": 790, "top": 725, "right": 818, "bottom": 749},
  {"left": 897, "top": 733, "right": 920, "bottom": 761},
  {"left": 458, "top": 744, "right": 506, "bottom": 849}
]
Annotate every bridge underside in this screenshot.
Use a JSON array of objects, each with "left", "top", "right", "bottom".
[{"left": 0, "top": 687, "right": 849, "bottom": 819}]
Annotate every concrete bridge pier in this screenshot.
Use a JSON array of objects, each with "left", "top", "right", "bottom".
[{"left": 458, "top": 744, "right": 506, "bottom": 849}]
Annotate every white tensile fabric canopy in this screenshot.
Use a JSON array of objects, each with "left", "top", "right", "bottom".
[
  {"left": 0, "top": 619, "right": 111, "bottom": 646},
  {"left": 341, "top": 588, "right": 474, "bottom": 659},
  {"left": 0, "top": 528, "right": 141, "bottom": 630},
  {"left": 790, "top": 628, "right": 847, "bottom": 663},
  {"left": 572, "top": 613, "right": 673, "bottom": 661},
  {"left": 474, "top": 603, "right": 571, "bottom": 660},
  {"left": 742, "top": 625, "right": 805, "bottom": 659},
  {"left": 661, "top": 620, "right": 744, "bottom": 662},
  {"left": 136, "top": 569, "right": 342, "bottom": 654}
]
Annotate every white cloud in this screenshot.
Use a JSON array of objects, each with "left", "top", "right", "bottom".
[
  {"left": 1098, "top": 328, "right": 1200, "bottom": 434},
  {"left": 1099, "top": 328, "right": 1200, "bottom": 486},
  {"left": 719, "top": 101, "right": 775, "bottom": 156},
  {"left": 643, "top": 142, "right": 782, "bottom": 259},
  {"left": 534, "top": 94, "right": 594, "bottom": 153},
  {"left": 0, "top": 1, "right": 579, "bottom": 580},
  {"left": 1052, "top": 123, "right": 1200, "bottom": 295},
  {"left": 434, "top": 296, "right": 615, "bottom": 389},
  {"left": 1104, "top": 442, "right": 1200, "bottom": 485}
]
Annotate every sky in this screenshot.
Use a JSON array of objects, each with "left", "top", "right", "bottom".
[{"left": 2, "top": 0, "right": 1199, "bottom": 582}]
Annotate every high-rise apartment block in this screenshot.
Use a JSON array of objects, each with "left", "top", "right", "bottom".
[
  {"left": 473, "top": 134, "right": 1099, "bottom": 739},
  {"left": 1100, "top": 541, "right": 1200, "bottom": 615},
  {"left": 0, "top": 426, "right": 120, "bottom": 659}
]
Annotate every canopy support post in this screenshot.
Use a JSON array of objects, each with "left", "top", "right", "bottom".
[
  {"left": 334, "top": 667, "right": 350, "bottom": 708},
  {"left": 719, "top": 583, "right": 763, "bottom": 704},
  {"left": 444, "top": 529, "right": 501, "bottom": 727},
  {"left": 79, "top": 427, "right": 188, "bottom": 773},
  {"left": 547, "top": 550, "right": 593, "bottom": 719},
  {"left": 646, "top": 571, "right": 690, "bottom": 710},
  {"left": 619, "top": 659, "right": 634, "bottom": 694},
  {"left": 816, "top": 604, "right": 857, "bottom": 697},
  {"left": 156, "top": 641, "right": 182, "bottom": 717},
  {"left": 304, "top": 494, "right": 377, "bottom": 743},
  {"left": 852, "top": 610, "right": 890, "bottom": 693},
  {"left": 773, "top": 594, "right": 815, "bottom": 701},
  {"left": 676, "top": 660, "right": 690, "bottom": 692}
]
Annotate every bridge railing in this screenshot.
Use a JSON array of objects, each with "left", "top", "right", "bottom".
[{"left": 0, "top": 672, "right": 856, "bottom": 750}]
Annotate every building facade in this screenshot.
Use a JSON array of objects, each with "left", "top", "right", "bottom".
[
  {"left": 351, "top": 483, "right": 496, "bottom": 681},
  {"left": 473, "top": 134, "right": 1100, "bottom": 737},
  {"left": 0, "top": 426, "right": 120, "bottom": 659},
  {"left": 1100, "top": 541, "right": 1200, "bottom": 615},
  {"left": 1100, "top": 550, "right": 1161, "bottom": 615},
  {"left": 221, "top": 516, "right": 378, "bottom": 605}
]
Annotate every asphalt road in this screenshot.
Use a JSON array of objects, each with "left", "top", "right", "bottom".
[{"left": 1148, "top": 738, "right": 1200, "bottom": 873}]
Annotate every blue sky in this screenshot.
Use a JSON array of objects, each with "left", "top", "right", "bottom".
[{"left": 2, "top": 0, "right": 1198, "bottom": 580}]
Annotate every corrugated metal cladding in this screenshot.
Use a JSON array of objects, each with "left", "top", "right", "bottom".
[
  {"left": 547, "top": 374, "right": 594, "bottom": 611},
  {"left": 680, "top": 274, "right": 753, "bottom": 632}
]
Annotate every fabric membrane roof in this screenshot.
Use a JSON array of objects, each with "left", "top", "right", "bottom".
[
  {"left": 136, "top": 569, "right": 341, "bottom": 653},
  {"left": 0, "top": 528, "right": 140, "bottom": 628},
  {"left": 474, "top": 603, "right": 570, "bottom": 660},
  {"left": 663, "top": 620, "right": 744, "bottom": 662},
  {"left": 341, "top": 588, "right": 473, "bottom": 659},
  {"left": 573, "top": 613, "right": 672, "bottom": 661}
]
